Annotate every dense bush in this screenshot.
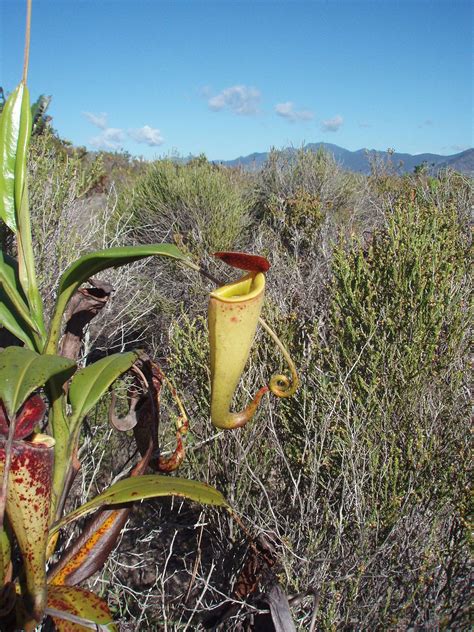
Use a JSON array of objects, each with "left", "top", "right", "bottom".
[
  {"left": 119, "top": 155, "right": 253, "bottom": 258},
  {"left": 290, "top": 191, "right": 471, "bottom": 627}
]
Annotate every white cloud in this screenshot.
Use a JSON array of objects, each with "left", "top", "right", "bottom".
[
  {"left": 84, "top": 109, "right": 165, "bottom": 149},
  {"left": 84, "top": 111, "right": 124, "bottom": 150},
  {"left": 83, "top": 111, "right": 108, "bottom": 130},
  {"left": 275, "top": 101, "right": 314, "bottom": 122},
  {"left": 89, "top": 128, "right": 125, "bottom": 150},
  {"left": 208, "top": 85, "right": 261, "bottom": 115},
  {"left": 128, "top": 125, "right": 164, "bottom": 146},
  {"left": 321, "top": 115, "right": 344, "bottom": 132}
]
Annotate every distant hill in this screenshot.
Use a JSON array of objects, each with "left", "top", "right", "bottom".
[{"left": 219, "top": 143, "right": 474, "bottom": 176}]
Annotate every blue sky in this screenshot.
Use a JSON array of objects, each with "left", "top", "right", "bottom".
[{"left": 1, "top": 0, "right": 472, "bottom": 160}]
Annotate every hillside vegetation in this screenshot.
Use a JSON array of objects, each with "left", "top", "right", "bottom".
[{"left": 24, "top": 130, "right": 472, "bottom": 630}]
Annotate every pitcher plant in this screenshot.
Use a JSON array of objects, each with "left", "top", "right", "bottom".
[
  {"left": 0, "top": 2, "right": 298, "bottom": 629},
  {"left": 209, "top": 252, "right": 298, "bottom": 429}
]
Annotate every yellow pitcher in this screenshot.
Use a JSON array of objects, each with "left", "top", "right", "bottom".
[
  {"left": 208, "top": 254, "right": 298, "bottom": 429},
  {"left": 209, "top": 272, "right": 268, "bottom": 429}
]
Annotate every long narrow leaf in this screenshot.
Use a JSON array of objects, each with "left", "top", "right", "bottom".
[
  {"left": 0, "top": 84, "right": 44, "bottom": 332},
  {"left": 14, "top": 83, "right": 31, "bottom": 219},
  {"left": 0, "top": 262, "right": 39, "bottom": 332},
  {"left": 45, "top": 244, "right": 187, "bottom": 353},
  {"left": 0, "top": 295, "right": 36, "bottom": 349},
  {"left": 51, "top": 475, "right": 229, "bottom": 535},
  {"left": 0, "top": 250, "right": 41, "bottom": 347},
  {"left": 0, "top": 84, "right": 25, "bottom": 231},
  {"left": 0, "top": 347, "right": 76, "bottom": 417},
  {"left": 16, "top": 181, "right": 46, "bottom": 336},
  {"left": 50, "top": 511, "right": 128, "bottom": 585},
  {"left": 68, "top": 351, "right": 139, "bottom": 432}
]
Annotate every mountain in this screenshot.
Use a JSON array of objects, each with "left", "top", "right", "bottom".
[
  {"left": 219, "top": 143, "right": 474, "bottom": 176},
  {"left": 435, "top": 149, "right": 474, "bottom": 174}
]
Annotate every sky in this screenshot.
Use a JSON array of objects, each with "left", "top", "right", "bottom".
[{"left": 1, "top": 0, "right": 472, "bottom": 160}]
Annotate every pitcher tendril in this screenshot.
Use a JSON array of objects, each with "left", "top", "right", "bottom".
[{"left": 258, "top": 316, "right": 299, "bottom": 398}]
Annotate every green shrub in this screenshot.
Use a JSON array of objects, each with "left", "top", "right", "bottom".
[
  {"left": 120, "top": 155, "right": 253, "bottom": 257},
  {"left": 328, "top": 193, "right": 466, "bottom": 409},
  {"left": 299, "top": 190, "right": 471, "bottom": 626},
  {"left": 255, "top": 147, "right": 361, "bottom": 251}
]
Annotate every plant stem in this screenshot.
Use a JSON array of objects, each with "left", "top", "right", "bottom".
[
  {"left": 22, "top": 0, "right": 32, "bottom": 85},
  {"left": 179, "top": 257, "right": 220, "bottom": 284}
]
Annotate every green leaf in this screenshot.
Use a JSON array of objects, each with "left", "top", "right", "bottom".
[
  {"left": 0, "top": 86, "right": 44, "bottom": 339},
  {"left": 14, "top": 84, "right": 32, "bottom": 219},
  {"left": 0, "top": 83, "right": 31, "bottom": 231},
  {"left": 51, "top": 474, "right": 229, "bottom": 535},
  {"left": 68, "top": 351, "right": 140, "bottom": 432},
  {"left": 59, "top": 244, "right": 186, "bottom": 300},
  {"left": 45, "top": 243, "right": 187, "bottom": 354},
  {"left": 0, "top": 250, "right": 39, "bottom": 348},
  {"left": 47, "top": 585, "right": 117, "bottom": 631},
  {"left": 0, "top": 347, "right": 76, "bottom": 417},
  {"left": 0, "top": 290, "right": 36, "bottom": 349}
]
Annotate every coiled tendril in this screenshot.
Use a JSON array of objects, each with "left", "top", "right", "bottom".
[{"left": 259, "top": 317, "right": 299, "bottom": 398}]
